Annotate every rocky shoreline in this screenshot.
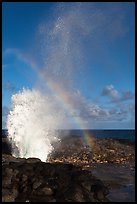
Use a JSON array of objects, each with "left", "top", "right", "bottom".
[
  {"left": 48, "top": 135, "right": 135, "bottom": 167},
  {"left": 2, "top": 136, "right": 135, "bottom": 202},
  {"left": 3, "top": 156, "right": 110, "bottom": 202}
]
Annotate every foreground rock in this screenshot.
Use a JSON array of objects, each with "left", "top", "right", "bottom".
[
  {"left": 2, "top": 156, "right": 109, "bottom": 202},
  {"left": 2, "top": 138, "right": 12, "bottom": 155}
]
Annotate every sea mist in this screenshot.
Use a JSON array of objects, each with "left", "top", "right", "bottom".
[{"left": 7, "top": 3, "right": 124, "bottom": 161}]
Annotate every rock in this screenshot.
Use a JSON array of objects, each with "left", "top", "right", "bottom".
[
  {"left": 2, "top": 186, "right": 18, "bottom": 202},
  {"left": 2, "top": 155, "right": 110, "bottom": 202},
  {"left": 81, "top": 181, "right": 91, "bottom": 191},
  {"left": 22, "top": 186, "right": 28, "bottom": 193},
  {"left": 5, "top": 167, "right": 13, "bottom": 174},
  {"left": 49, "top": 199, "right": 56, "bottom": 202},
  {"left": 49, "top": 137, "right": 134, "bottom": 165},
  {"left": 2, "top": 138, "right": 12, "bottom": 155},
  {"left": 33, "top": 180, "right": 43, "bottom": 189},
  {"left": 2, "top": 194, "right": 15, "bottom": 202},
  {"left": 2, "top": 189, "right": 10, "bottom": 196},
  {"left": 73, "top": 188, "right": 85, "bottom": 202},
  {"left": 13, "top": 169, "right": 19, "bottom": 177},
  {"left": 91, "top": 179, "right": 109, "bottom": 201},
  {"left": 62, "top": 184, "right": 87, "bottom": 202},
  {"left": 22, "top": 174, "right": 28, "bottom": 182},
  {"left": 42, "top": 187, "right": 53, "bottom": 196},
  {"left": 2, "top": 177, "right": 12, "bottom": 187},
  {"left": 11, "top": 187, "right": 18, "bottom": 198},
  {"left": 26, "top": 158, "right": 41, "bottom": 163}
]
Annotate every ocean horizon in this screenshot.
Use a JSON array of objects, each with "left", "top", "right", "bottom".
[{"left": 2, "top": 129, "right": 135, "bottom": 141}]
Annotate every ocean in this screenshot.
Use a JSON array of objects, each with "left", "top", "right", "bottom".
[
  {"left": 3, "top": 129, "right": 135, "bottom": 141},
  {"left": 68, "top": 129, "right": 135, "bottom": 141}
]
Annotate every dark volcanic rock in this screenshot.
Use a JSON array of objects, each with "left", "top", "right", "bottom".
[
  {"left": 2, "top": 156, "right": 109, "bottom": 202},
  {"left": 2, "top": 138, "right": 12, "bottom": 155},
  {"left": 48, "top": 137, "right": 135, "bottom": 166},
  {"left": 2, "top": 135, "right": 134, "bottom": 202}
]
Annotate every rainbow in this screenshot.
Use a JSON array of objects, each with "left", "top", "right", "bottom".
[
  {"left": 26, "top": 62, "right": 96, "bottom": 150},
  {"left": 48, "top": 79, "right": 96, "bottom": 150}
]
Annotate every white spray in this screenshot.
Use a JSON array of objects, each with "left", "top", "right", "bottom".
[
  {"left": 6, "top": 3, "right": 127, "bottom": 161},
  {"left": 7, "top": 89, "right": 71, "bottom": 161}
]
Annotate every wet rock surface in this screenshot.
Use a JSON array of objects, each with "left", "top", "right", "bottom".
[
  {"left": 48, "top": 136, "right": 135, "bottom": 202},
  {"left": 48, "top": 136, "right": 135, "bottom": 166},
  {"left": 2, "top": 157, "right": 109, "bottom": 202},
  {"left": 2, "top": 136, "right": 135, "bottom": 202},
  {"left": 2, "top": 138, "right": 12, "bottom": 155}
]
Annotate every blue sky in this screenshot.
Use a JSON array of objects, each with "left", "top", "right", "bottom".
[{"left": 2, "top": 2, "right": 135, "bottom": 129}]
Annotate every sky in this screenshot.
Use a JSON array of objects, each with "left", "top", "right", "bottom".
[{"left": 2, "top": 2, "right": 135, "bottom": 129}]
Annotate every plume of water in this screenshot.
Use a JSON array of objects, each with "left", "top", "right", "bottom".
[
  {"left": 7, "top": 3, "right": 127, "bottom": 161},
  {"left": 6, "top": 3, "right": 91, "bottom": 161},
  {"left": 7, "top": 88, "right": 69, "bottom": 162}
]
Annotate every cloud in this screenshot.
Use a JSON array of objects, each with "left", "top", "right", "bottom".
[
  {"left": 121, "top": 91, "right": 134, "bottom": 101},
  {"left": 87, "top": 104, "right": 109, "bottom": 119},
  {"left": 128, "top": 102, "right": 135, "bottom": 121},
  {"left": 69, "top": 91, "right": 133, "bottom": 122},
  {"left": 90, "top": 105, "right": 128, "bottom": 122},
  {"left": 2, "top": 4, "right": 133, "bottom": 129},
  {"left": 102, "top": 84, "right": 134, "bottom": 102},
  {"left": 57, "top": 87, "right": 133, "bottom": 123},
  {"left": 108, "top": 108, "right": 117, "bottom": 115},
  {"left": 102, "top": 84, "right": 120, "bottom": 100},
  {"left": 128, "top": 103, "right": 135, "bottom": 111},
  {"left": 70, "top": 98, "right": 124, "bottom": 122}
]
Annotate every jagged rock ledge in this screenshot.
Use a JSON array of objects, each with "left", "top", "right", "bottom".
[{"left": 2, "top": 156, "right": 109, "bottom": 202}]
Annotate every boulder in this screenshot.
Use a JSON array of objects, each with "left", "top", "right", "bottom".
[{"left": 2, "top": 157, "right": 109, "bottom": 202}]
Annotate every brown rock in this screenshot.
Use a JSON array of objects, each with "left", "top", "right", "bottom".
[
  {"left": 2, "top": 194, "right": 15, "bottom": 202},
  {"left": 13, "top": 169, "right": 19, "bottom": 177},
  {"left": 33, "top": 180, "right": 43, "bottom": 189},
  {"left": 26, "top": 158, "right": 41, "bottom": 163},
  {"left": 2, "top": 177, "right": 12, "bottom": 187},
  {"left": 2, "top": 155, "right": 110, "bottom": 202},
  {"left": 22, "top": 174, "right": 28, "bottom": 182},
  {"left": 42, "top": 187, "right": 53, "bottom": 196},
  {"left": 12, "top": 187, "right": 18, "bottom": 198},
  {"left": 5, "top": 167, "right": 13, "bottom": 174},
  {"left": 2, "top": 188, "right": 10, "bottom": 196}
]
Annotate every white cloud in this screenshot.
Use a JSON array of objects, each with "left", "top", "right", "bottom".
[
  {"left": 128, "top": 103, "right": 135, "bottom": 111},
  {"left": 102, "top": 84, "right": 120, "bottom": 100},
  {"left": 121, "top": 91, "right": 134, "bottom": 101},
  {"left": 102, "top": 84, "right": 134, "bottom": 103}
]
